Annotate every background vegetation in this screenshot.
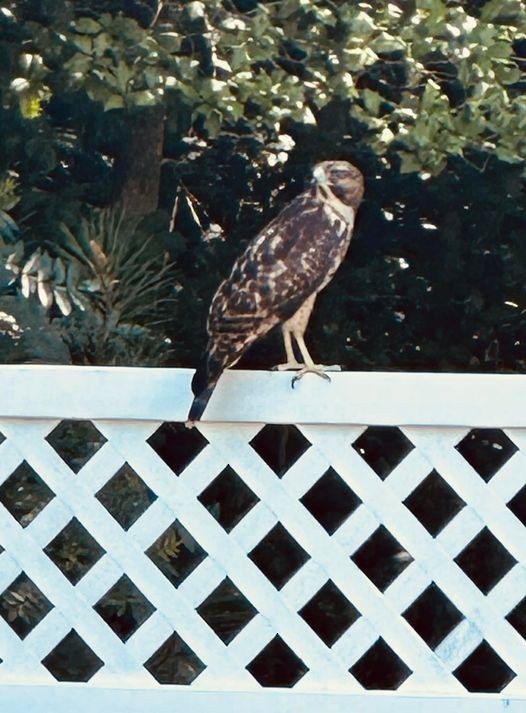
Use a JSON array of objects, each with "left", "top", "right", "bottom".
[{"left": 1, "top": 0, "right": 525, "bottom": 371}]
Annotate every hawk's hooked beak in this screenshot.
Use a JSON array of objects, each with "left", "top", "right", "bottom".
[{"left": 312, "top": 165, "right": 327, "bottom": 184}]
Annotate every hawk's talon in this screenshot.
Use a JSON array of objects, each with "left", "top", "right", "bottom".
[{"left": 291, "top": 366, "right": 333, "bottom": 389}]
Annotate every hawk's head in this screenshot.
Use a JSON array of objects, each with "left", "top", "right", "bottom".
[{"left": 312, "top": 160, "right": 364, "bottom": 211}]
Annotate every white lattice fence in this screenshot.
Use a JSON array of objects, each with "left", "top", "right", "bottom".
[{"left": 1, "top": 366, "right": 526, "bottom": 711}]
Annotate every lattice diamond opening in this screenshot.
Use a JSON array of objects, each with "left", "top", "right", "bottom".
[
  {"left": 96, "top": 463, "right": 156, "bottom": 530},
  {"left": 299, "top": 579, "right": 360, "bottom": 647},
  {"left": 351, "top": 525, "right": 413, "bottom": 591},
  {"left": 144, "top": 631, "right": 205, "bottom": 684},
  {"left": 42, "top": 629, "right": 104, "bottom": 682},
  {"left": 454, "top": 527, "right": 517, "bottom": 594},
  {"left": 197, "top": 466, "right": 259, "bottom": 532},
  {"left": 94, "top": 575, "right": 155, "bottom": 642},
  {"left": 402, "top": 582, "right": 463, "bottom": 649},
  {"left": 147, "top": 422, "right": 208, "bottom": 474},
  {"left": 146, "top": 521, "right": 207, "bottom": 587},
  {"left": 0, "top": 572, "right": 53, "bottom": 639},
  {"left": 404, "top": 470, "right": 466, "bottom": 536},
  {"left": 300, "top": 467, "right": 361, "bottom": 534},
  {"left": 350, "top": 638, "right": 412, "bottom": 690},
  {"left": 197, "top": 577, "right": 257, "bottom": 644},
  {"left": 249, "top": 425, "right": 310, "bottom": 477},
  {"left": 352, "top": 427, "right": 414, "bottom": 479},
  {"left": 507, "top": 484, "right": 526, "bottom": 527},
  {"left": 506, "top": 596, "right": 526, "bottom": 640},
  {"left": 0, "top": 461, "right": 55, "bottom": 527},
  {"left": 246, "top": 635, "right": 308, "bottom": 687},
  {"left": 455, "top": 429, "right": 517, "bottom": 482},
  {"left": 44, "top": 517, "right": 105, "bottom": 584},
  {"left": 45, "top": 420, "right": 106, "bottom": 473},
  {"left": 453, "top": 641, "right": 516, "bottom": 692},
  {"left": 248, "top": 523, "right": 310, "bottom": 589}
]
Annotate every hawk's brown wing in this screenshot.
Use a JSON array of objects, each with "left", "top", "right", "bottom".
[{"left": 208, "top": 191, "right": 352, "bottom": 347}]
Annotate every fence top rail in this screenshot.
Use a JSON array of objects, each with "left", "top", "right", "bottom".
[{"left": 0, "top": 365, "right": 525, "bottom": 427}]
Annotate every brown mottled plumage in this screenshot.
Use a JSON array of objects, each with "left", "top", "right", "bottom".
[{"left": 188, "top": 160, "right": 364, "bottom": 423}]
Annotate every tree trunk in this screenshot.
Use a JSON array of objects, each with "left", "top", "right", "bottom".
[{"left": 115, "top": 105, "right": 165, "bottom": 219}]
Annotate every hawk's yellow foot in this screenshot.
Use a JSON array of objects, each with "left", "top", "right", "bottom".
[{"left": 272, "top": 360, "right": 305, "bottom": 371}]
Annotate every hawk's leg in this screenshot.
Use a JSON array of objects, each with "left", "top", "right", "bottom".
[
  {"left": 272, "top": 294, "right": 341, "bottom": 386},
  {"left": 290, "top": 333, "right": 341, "bottom": 388},
  {"left": 272, "top": 327, "right": 305, "bottom": 371}
]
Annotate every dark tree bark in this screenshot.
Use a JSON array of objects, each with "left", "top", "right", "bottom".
[{"left": 115, "top": 105, "right": 165, "bottom": 219}]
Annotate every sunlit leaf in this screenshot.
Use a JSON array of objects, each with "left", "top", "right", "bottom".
[{"left": 74, "top": 17, "right": 102, "bottom": 35}]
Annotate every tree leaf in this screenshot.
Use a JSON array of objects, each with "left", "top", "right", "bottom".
[
  {"left": 362, "top": 89, "right": 382, "bottom": 116},
  {"left": 104, "top": 94, "right": 125, "bottom": 111},
  {"left": 130, "top": 90, "right": 157, "bottom": 106},
  {"left": 399, "top": 151, "right": 421, "bottom": 173},
  {"left": 74, "top": 17, "right": 101, "bottom": 34},
  {"left": 158, "top": 32, "right": 182, "bottom": 53}
]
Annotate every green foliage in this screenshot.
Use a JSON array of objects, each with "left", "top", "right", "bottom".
[
  {"left": 0, "top": 0, "right": 525, "bottom": 371},
  {"left": 0, "top": 171, "right": 21, "bottom": 242},
  {"left": 3, "top": 207, "right": 175, "bottom": 364},
  {"left": 0, "top": 574, "right": 50, "bottom": 634},
  {"left": 2, "top": 0, "right": 525, "bottom": 173}
]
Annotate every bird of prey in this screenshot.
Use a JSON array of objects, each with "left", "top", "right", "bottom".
[{"left": 187, "top": 160, "right": 364, "bottom": 423}]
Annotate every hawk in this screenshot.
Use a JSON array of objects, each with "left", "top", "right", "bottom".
[{"left": 187, "top": 160, "right": 364, "bottom": 423}]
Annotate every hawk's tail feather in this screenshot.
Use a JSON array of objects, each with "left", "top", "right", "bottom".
[
  {"left": 187, "top": 350, "right": 225, "bottom": 424},
  {"left": 187, "top": 332, "right": 258, "bottom": 424},
  {"left": 187, "top": 385, "right": 215, "bottom": 423}
]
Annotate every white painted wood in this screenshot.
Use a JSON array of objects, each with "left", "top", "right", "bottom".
[
  {"left": 0, "top": 684, "right": 524, "bottom": 712},
  {"left": 2, "top": 365, "right": 526, "bottom": 425},
  {"left": 1, "top": 367, "right": 526, "bottom": 709}
]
